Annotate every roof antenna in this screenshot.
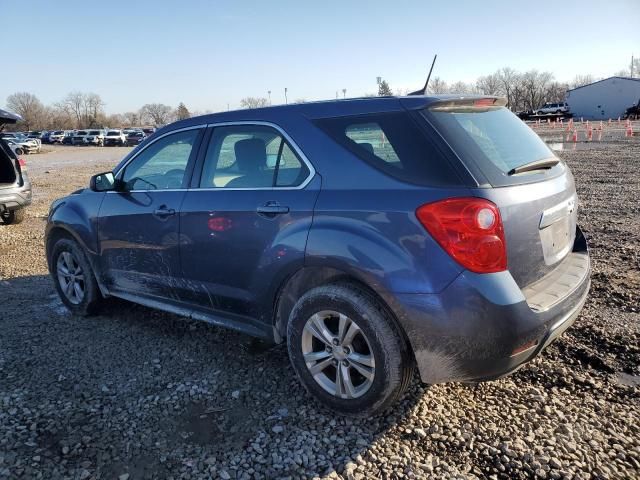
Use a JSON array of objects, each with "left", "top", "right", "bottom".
[{"left": 409, "top": 54, "right": 438, "bottom": 95}]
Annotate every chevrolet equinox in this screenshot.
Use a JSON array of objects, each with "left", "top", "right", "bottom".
[{"left": 45, "top": 96, "right": 590, "bottom": 415}]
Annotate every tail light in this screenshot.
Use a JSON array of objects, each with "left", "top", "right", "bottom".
[
  {"left": 416, "top": 197, "right": 507, "bottom": 273},
  {"left": 18, "top": 158, "right": 26, "bottom": 167}
]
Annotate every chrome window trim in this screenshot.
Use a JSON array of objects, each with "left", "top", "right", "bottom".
[{"left": 109, "top": 121, "right": 316, "bottom": 193}]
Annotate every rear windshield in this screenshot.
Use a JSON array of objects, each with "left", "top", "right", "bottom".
[
  {"left": 107, "top": 131, "right": 121, "bottom": 135},
  {"left": 424, "top": 106, "right": 561, "bottom": 186},
  {"left": 89, "top": 131, "right": 100, "bottom": 135},
  {"left": 76, "top": 131, "right": 88, "bottom": 135},
  {"left": 315, "top": 112, "right": 460, "bottom": 186}
]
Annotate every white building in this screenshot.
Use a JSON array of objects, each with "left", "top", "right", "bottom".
[{"left": 565, "top": 76, "right": 640, "bottom": 120}]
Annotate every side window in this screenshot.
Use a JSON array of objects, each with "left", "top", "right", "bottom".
[
  {"left": 345, "top": 123, "right": 402, "bottom": 168},
  {"left": 199, "top": 125, "right": 310, "bottom": 188},
  {"left": 121, "top": 129, "right": 201, "bottom": 191},
  {"left": 315, "top": 112, "right": 460, "bottom": 187}
]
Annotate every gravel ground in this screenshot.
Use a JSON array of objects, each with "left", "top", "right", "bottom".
[{"left": 0, "top": 142, "right": 639, "bottom": 480}]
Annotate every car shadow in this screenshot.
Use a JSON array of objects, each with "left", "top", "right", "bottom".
[{"left": 1, "top": 274, "right": 426, "bottom": 478}]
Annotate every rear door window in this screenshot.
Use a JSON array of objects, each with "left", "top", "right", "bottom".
[
  {"left": 424, "top": 106, "right": 563, "bottom": 186},
  {"left": 316, "top": 112, "right": 460, "bottom": 186},
  {"left": 198, "top": 125, "right": 310, "bottom": 189}
]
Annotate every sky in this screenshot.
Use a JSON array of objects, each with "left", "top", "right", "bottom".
[{"left": 2, "top": 0, "right": 639, "bottom": 114}]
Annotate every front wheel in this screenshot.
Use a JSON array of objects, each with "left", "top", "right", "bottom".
[
  {"left": 14, "top": 148, "right": 23, "bottom": 155},
  {"left": 49, "top": 238, "right": 102, "bottom": 315},
  {"left": 1, "top": 209, "right": 25, "bottom": 225},
  {"left": 287, "top": 284, "right": 414, "bottom": 416}
]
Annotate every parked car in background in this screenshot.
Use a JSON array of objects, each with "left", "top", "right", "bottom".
[
  {"left": 125, "top": 131, "right": 145, "bottom": 146},
  {"left": 3, "top": 136, "right": 41, "bottom": 154},
  {"left": 45, "top": 96, "right": 590, "bottom": 415},
  {"left": 72, "top": 130, "right": 89, "bottom": 145},
  {"left": 104, "top": 129, "right": 127, "bottom": 146},
  {"left": 49, "top": 130, "right": 66, "bottom": 143},
  {"left": 62, "top": 131, "right": 75, "bottom": 145},
  {"left": 85, "top": 130, "right": 105, "bottom": 146},
  {"left": 142, "top": 127, "right": 156, "bottom": 137},
  {"left": 41, "top": 131, "right": 51, "bottom": 143},
  {"left": 0, "top": 109, "right": 32, "bottom": 224},
  {"left": 536, "top": 102, "right": 570, "bottom": 115}
]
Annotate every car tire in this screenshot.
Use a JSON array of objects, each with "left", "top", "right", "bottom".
[
  {"left": 1, "top": 208, "right": 25, "bottom": 225},
  {"left": 49, "top": 238, "right": 102, "bottom": 316},
  {"left": 287, "top": 283, "right": 414, "bottom": 416},
  {"left": 14, "top": 148, "right": 23, "bottom": 155}
]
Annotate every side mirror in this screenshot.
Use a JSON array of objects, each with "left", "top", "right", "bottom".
[{"left": 90, "top": 171, "right": 119, "bottom": 192}]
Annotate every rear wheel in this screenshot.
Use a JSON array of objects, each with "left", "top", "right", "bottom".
[
  {"left": 14, "top": 148, "right": 24, "bottom": 155},
  {"left": 1, "top": 209, "right": 25, "bottom": 225},
  {"left": 50, "top": 238, "right": 102, "bottom": 315},
  {"left": 287, "top": 284, "right": 414, "bottom": 416}
]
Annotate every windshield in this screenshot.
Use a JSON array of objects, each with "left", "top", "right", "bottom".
[
  {"left": 53, "top": 131, "right": 64, "bottom": 135},
  {"left": 76, "top": 131, "right": 88, "bottom": 135},
  {"left": 107, "top": 131, "right": 121, "bottom": 136},
  {"left": 425, "top": 106, "right": 560, "bottom": 185},
  {"left": 89, "top": 131, "right": 100, "bottom": 135}
]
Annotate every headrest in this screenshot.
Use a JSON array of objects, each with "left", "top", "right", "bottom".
[{"left": 234, "top": 138, "right": 266, "bottom": 171}]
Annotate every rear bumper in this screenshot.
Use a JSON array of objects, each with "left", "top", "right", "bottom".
[
  {"left": 0, "top": 185, "right": 32, "bottom": 211},
  {"left": 393, "top": 226, "right": 590, "bottom": 384}
]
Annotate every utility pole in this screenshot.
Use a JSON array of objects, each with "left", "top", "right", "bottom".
[
  {"left": 268, "top": 90, "right": 272, "bottom": 105},
  {"left": 284, "top": 87, "right": 288, "bottom": 105},
  {"left": 632, "top": 56, "right": 635, "bottom": 78}
]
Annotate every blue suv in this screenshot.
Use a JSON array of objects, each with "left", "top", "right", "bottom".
[{"left": 45, "top": 96, "right": 590, "bottom": 415}]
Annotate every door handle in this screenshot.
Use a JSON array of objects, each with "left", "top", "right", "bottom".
[
  {"left": 257, "top": 202, "right": 289, "bottom": 217},
  {"left": 153, "top": 206, "right": 176, "bottom": 219}
]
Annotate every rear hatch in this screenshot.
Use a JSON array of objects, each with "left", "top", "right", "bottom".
[
  {"left": 0, "top": 109, "right": 22, "bottom": 187},
  {"left": 422, "top": 98, "right": 577, "bottom": 288}
]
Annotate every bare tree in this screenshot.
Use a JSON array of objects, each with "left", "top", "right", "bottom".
[
  {"left": 615, "top": 58, "right": 640, "bottom": 78},
  {"left": 6, "top": 92, "right": 46, "bottom": 130},
  {"left": 427, "top": 77, "right": 448, "bottom": 94},
  {"left": 239, "top": 97, "right": 269, "bottom": 109},
  {"left": 59, "top": 92, "right": 105, "bottom": 127},
  {"left": 123, "top": 111, "right": 141, "bottom": 126},
  {"left": 497, "top": 68, "right": 521, "bottom": 110},
  {"left": 476, "top": 73, "right": 502, "bottom": 96},
  {"left": 449, "top": 81, "right": 476, "bottom": 94},
  {"left": 140, "top": 103, "right": 173, "bottom": 125},
  {"left": 545, "top": 81, "right": 570, "bottom": 104},
  {"left": 62, "top": 91, "right": 85, "bottom": 126},
  {"left": 570, "top": 74, "right": 594, "bottom": 89},
  {"left": 521, "top": 70, "right": 555, "bottom": 110}
]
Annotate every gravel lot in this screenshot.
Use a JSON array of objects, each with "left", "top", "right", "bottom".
[{"left": 1, "top": 142, "right": 639, "bottom": 480}]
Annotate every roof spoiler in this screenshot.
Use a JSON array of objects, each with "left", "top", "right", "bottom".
[{"left": 427, "top": 97, "right": 508, "bottom": 110}]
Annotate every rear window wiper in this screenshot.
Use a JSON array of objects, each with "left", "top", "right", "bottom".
[{"left": 508, "top": 158, "right": 560, "bottom": 176}]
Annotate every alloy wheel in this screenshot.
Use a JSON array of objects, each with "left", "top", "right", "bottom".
[
  {"left": 301, "top": 310, "right": 375, "bottom": 399},
  {"left": 56, "top": 251, "right": 85, "bottom": 305}
]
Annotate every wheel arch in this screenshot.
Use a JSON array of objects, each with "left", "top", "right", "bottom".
[
  {"left": 272, "top": 266, "right": 414, "bottom": 362},
  {"left": 46, "top": 225, "right": 109, "bottom": 297}
]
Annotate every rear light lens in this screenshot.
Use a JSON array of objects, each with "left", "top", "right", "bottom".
[
  {"left": 473, "top": 98, "right": 497, "bottom": 107},
  {"left": 18, "top": 158, "right": 26, "bottom": 167},
  {"left": 416, "top": 197, "right": 507, "bottom": 273}
]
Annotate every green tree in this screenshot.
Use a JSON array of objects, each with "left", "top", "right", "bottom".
[
  {"left": 176, "top": 102, "right": 190, "bottom": 120},
  {"left": 378, "top": 80, "right": 393, "bottom": 96}
]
